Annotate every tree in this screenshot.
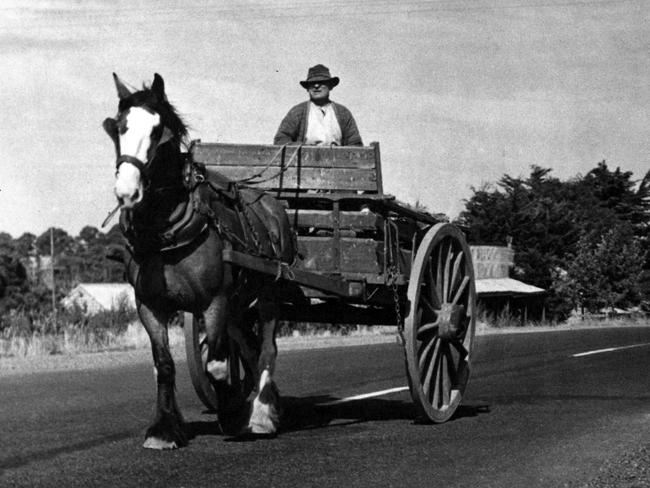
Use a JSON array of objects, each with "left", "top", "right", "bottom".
[
  {"left": 0, "top": 253, "right": 28, "bottom": 315},
  {"left": 14, "top": 233, "right": 36, "bottom": 258},
  {"left": 35, "top": 228, "right": 74, "bottom": 256},
  {"left": 458, "top": 162, "right": 650, "bottom": 321},
  {"left": 567, "top": 224, "right": 645, "bottom": 312}
]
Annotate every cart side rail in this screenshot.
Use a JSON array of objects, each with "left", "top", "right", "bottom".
[{"left": 190, "top": 141, "right": 383, "bottom": 195}]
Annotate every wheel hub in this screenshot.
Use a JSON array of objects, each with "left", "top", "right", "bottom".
[{"left": 436, "top": 303, "right": 466, "bottom": 340}]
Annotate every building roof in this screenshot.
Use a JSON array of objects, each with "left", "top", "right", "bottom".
[
  {"left": 62, "top": 283, "right": 135, "bottom": 313},
  {"left": 475, "top": 278, "right": 545, "bottom": 297}
]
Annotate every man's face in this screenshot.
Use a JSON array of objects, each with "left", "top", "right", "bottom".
[{"left": 307, "top": 81, "right": 331, "bottom": 102}]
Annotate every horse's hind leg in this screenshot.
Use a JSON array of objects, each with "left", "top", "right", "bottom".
[
  {"left": 247, "top": 292, "right": 281, "bottom": 435},
  {"left": 203, "top": 293, "right": 230, "bottom": 382},
  {"left": 138, "top": 303, "right": 187, "bottom": 450}
]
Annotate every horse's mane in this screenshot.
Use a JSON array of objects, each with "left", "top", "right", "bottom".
[{"left": 118, "top": 84, "right": 190, "bottom": 146}]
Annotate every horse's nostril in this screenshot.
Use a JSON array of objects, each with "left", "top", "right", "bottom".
[{"left": 133, "top": 189, "right": 140, "bottom": 201}]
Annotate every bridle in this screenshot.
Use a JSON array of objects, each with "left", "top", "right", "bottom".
[
  {"left": 116, "top": 154, "right": 151, "bottom": 184},
  {"left": 112, "top": 117, "right": 174, "bottom": 189},
  {"left": 101, "top": 111, "right": 175, "bottom": 228}
]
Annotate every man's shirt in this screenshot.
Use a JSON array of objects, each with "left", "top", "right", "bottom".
[{"left": 304, "top": 102, "right": 342, "bottom": 146}]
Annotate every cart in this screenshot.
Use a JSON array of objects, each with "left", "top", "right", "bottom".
[{"left": 183, "top": 141, "right": 476, "bottom": 423}]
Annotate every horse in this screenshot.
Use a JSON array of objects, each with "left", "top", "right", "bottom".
[{"left": 103, "top": 73, "right": 296, "bottom": 449}]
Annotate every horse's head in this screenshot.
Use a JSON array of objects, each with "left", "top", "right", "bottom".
[{"left": 104, "top": 73, "right": 187, "bottom": 208}]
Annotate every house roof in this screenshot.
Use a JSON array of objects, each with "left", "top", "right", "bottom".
[
  {"left": 62, "top": 283, "right": 136, "bottom": 311},
  {"left": 475, "top": 278, "right": 545, "bottom": 297}
]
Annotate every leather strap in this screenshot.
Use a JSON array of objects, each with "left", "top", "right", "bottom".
[{"left": 116, "top": 154, "right": 148, "bottom": 179}]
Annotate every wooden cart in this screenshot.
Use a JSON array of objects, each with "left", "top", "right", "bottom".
[{"left": 183, "top": 141, "right": 477, "bottom": 423}]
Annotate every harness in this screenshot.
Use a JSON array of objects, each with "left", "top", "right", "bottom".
[
  {"left": 107, "top": 114, "right": 295, "bottom": 263},
  {"left": 118, "top": 152, "right": 294, "bottom": 263}
]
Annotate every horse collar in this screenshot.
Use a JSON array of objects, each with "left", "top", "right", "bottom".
[{"left": 120, "top": 187, "right": 209, "bottom": 256}]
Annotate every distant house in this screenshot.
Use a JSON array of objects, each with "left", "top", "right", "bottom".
[
  {"left": 62, "top": 283, "right": 135, "bottom": 315},
  {"left": 471, "top": 245, "right": 545, "bottom": 322}
]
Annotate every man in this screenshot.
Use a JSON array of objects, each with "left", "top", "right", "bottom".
[{"left": 273, "top": 64, "right": 363, "bottom": 146}]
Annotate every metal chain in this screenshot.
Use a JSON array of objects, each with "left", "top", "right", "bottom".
[{"left": 387, "top": 266, "right": 404, "bottom": 345}]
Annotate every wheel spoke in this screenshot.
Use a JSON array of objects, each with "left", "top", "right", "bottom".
[
  {"left": 445, "top": 344, "right": 459, "bottom": 387},
  {"left": 436, "top": 247, "right": 444, "bottom": 305},
  {"left": 420, "top": 295, "right": 439, "bottom": 317},
  {"left": 450, "top": 338, "right": 469, "bottom": 358},
  {"left": 457, "top": 356, "right": 469, "bottom": 387},
  {"left": 417, "top": 319, "right": 439, "bottom": 339},
  {"left": 427, "top": 259, "right": 441, "bottom": 308},
  {"left": 440, "top": 344, "right": 451, "bottom": 407},
  {"left": 418, "top": 336, "right": 437, "bottom": 371},
  {"left": 443, "top": 241, "right": 453, "bottom": 303},
  {"left": 450, "top": 251, "right": 463, "bottom": 299},
  {"left": 422, "top": 338, "right": 441, "bottom": 397},
  {"left": 199, "top": 333, "right": 209, "bottom": 367},
  {"left": 431, "top": 351, "right": 442, "bottom": 407},
  {"left": 451, "top": 275, "right": 470, "bottom": 306}
]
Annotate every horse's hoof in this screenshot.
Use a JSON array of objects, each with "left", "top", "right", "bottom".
[
  {"left": 248, "top": 421, "right": 278, "bottom": 436},
  {"left": 248, "top": 397, "right": 280, "bottom": 435},
  {"left": 143, "top": 437, "right": 179, "bottom": 450},
  {"left": 235, "top": 426, "right": 277, "bottom": 440}
]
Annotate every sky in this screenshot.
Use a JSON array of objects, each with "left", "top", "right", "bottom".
[{"left": 0, "top": 0, "right": 648, "bottom": 238}]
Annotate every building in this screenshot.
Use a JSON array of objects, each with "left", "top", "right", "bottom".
[
  {"left": 471, "top": 245, "right": 545, "bottom": 322},
  {"left": 61, "top": 283, "right": 135, "bottom": 315}
]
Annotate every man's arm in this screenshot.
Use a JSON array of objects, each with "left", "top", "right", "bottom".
[
  {"left": 273, "top": 104, "right": 303, "bottom": 145},
  {"left": 335, "top": 103, "right": 363, "bottom": 146},
  {"left": 342, "top": 115, "right": 363, "bottom": 146}
]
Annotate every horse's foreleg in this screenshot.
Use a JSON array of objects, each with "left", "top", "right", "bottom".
[
  {"left": 139, "top": 303, "right": 187, "bottom": 450},
  {"left": 248, "top": 295, "right": 281, "bottom": 435}
]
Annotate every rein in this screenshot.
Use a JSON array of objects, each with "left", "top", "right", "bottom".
[{"left": 231, "top": 144, "right": 303, "bottom": 185}]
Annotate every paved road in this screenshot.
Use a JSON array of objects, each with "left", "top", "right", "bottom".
[{"left": 1, "top": 326, "right": 649, "bottom": 487}]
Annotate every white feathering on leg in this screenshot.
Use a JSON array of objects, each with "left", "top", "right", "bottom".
[
  {"left": 248, "top": 369, "right": 280, "bottom": 434},
  {"left": 206, "top": 359, "right": 228, "bottom": 381}
]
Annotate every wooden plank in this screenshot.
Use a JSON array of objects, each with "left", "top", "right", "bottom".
[
  {"left": 371, "top": 142, "right": 384, "bottom": 196},
  {"left": 289, "top": 210, "right": 381, "bottom": 231},
  {"left": 297, "top": 237, "right": 382, "bottom": 274},
  {"left": 222, "top": 249, "right": 354, "bottom": 297},
  {"left": 205, "top": 165, "right": 378, "bottom": 192},
  {"left": 192, "top": 142, "right": 377, "bottom": 169}
]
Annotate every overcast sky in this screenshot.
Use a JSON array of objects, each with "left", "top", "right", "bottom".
[{"left": 1, "top": 0, "right": 648, "bottom": 238}]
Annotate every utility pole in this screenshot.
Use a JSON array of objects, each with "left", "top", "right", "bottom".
[{"left": 50, "top": 227, "right": 57, "bottom": 326}]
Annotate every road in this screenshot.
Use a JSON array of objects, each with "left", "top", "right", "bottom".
[{"left": 1, "top": 326, "right": 649, "bottom": 487}]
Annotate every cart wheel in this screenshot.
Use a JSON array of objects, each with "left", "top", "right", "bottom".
[
  {"left": 184, "top": 312, "right": 251, "bottom": 421},
  {"left": 404, "top": 223, "right": 476, "bottom": 423}
]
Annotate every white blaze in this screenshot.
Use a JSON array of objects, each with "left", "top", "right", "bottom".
[{"left": 114, "top": 107, "right": 161, "bottom": 206}]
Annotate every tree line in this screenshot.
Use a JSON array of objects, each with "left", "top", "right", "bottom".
[
  {"left": 0, "top": 225, "right": 124, "bottom": 319},
  {"left": 1, "top": 160, "right": 648, "bottom": 323},
  {"left": 457, "top": 161, "right": 650, "bottom": 320}
]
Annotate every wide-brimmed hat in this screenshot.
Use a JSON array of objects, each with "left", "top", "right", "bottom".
[{"left": 300, "top": 64, "right": 340, "bottom": 88}]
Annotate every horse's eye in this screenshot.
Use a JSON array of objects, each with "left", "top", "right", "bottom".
[{"left": 116, "top": 117, "right": 128, "bottom": 135}]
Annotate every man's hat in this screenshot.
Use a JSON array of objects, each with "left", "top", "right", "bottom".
[{"left": 300, "top": 64, "right": 340, "bottom": 88}]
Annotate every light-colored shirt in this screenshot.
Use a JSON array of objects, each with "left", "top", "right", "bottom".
[{"left": 304, "top": 102, "right": 342, "bottom": 146}]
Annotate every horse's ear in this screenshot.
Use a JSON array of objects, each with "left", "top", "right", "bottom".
[
  {"left": 152, "top": 73, "right": 165, "bottom": 99},
  {"left": 113, "top": 73, "right": 131, "bottom": 100}
]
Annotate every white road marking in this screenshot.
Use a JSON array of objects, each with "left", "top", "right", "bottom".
[
  {"left": 572, "top": 342, "right": 650, "bottom": 358},
  {"left": 316, "top": 386, "right": 409, "bottom": 406}
]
